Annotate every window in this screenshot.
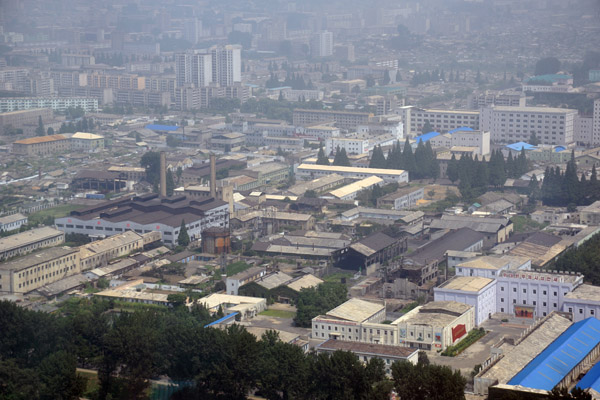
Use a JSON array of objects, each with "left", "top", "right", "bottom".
[
  {"left": 533, "top": 289, "right": 536, "bottom": 294},
  {"left": 553, "top": 291, "right": 557, "bottom": 296},
  {"left": 569, "top": 308, "right": 572, "bottom": 313},
  {"left": 533, "top": 301, "right": 536, "bottom": 305},
  {"left": 513, "top": 299, "right": 516, "bottom": 304},
  {"left": 592, "top": 310, "right": 595, "bottom": 315},
  {"left": 543, "top": 290, "right": 547, "bottom": 295},
  {"left": 523, "top": 288, "right": 526, "bottom": 294},
  {"left": 501, "top": 308, "right": 504, "bottom": 312},
  {"left": 513, "top": 287, "right": 517, "bottom": 292},
  {"left": 580, "top": 309, "right": 584, "bottom": 314},
  {"left": 543, "top": 302, "right": 547, "bottom": 306},
  {"left": 523, "top": 300, "right": 527, "bottom": 305},
  {"left": 553, "top": 303, "right": 557, "bottom": 308},
  {"left": 501, "top": 287, "right": 505, "bottom": 292}
]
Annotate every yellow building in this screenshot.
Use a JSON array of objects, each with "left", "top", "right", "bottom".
[
  {"left": 79, "top": 231, "right": 145, "bottom": 271},
  {"left": 0, "top": 247, "right": 80, "bottom": 294},
  {"left": 12, "top": 134, "right": 70, "bottom": 156}
]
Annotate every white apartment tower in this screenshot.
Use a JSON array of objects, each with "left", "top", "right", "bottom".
[
  {"left": 183, "top": 19, "right": 203, "bottom": 45},
  {"left": 175, "top": 51, "right": 213, "bottom": 88},
  {"left": 311, "top": 31, "right": 334, "bottom": 58},
  {"left": 480, "top": 106, "right": 577, "bottom": 146},
  {"left": 594, "top": 99, "right": 600, "bottom": 146},
  {"left": 210, "top": 45, "right": 242, "bottom": 87}
]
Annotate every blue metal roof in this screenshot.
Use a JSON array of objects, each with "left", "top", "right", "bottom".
[
  {"left": 576, "top": 359, "right": 600, "bottom": 393},
  {"left": 555, "top": 146, "right": 566, "bottom": 153},
  {"left": 145, "top": 124, "right": 179, "bottom": 131},
  {"left": 505, "top": 142, "right": 536, "bottom": 151},
  {"left": 448, "top": 127, "right": 473, "bottom": 134},
  {"left": 415, "top": 131, "right": 440, "bottom": 143},
  {"left": 508, "top": 318, "right": 600, "bottom": 391},
  {"left": 204, "top": 312, "right": 239, "bottom": 328}
]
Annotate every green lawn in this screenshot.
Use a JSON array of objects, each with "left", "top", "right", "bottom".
[
  {"left": 77, "top": 370, "right": 99, "bottom": 396},
  {"left": 511, "top": 215, "right": 549, "bottom": 233},
  {"left": 226, "top": 261, "right": 252, "bottom": 277},
  {"left": 259, "top": 309, "right": 296, "bottom": 319},
  {"left": 28, "top": 204, "right": 85, "bottom": 226},
  {"left": 323, "top": 272, "right": 353, "bottom": 283}
]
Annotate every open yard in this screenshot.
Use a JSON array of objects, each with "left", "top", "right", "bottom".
[
  {"left": 259, "top": 309, "right": 296, "bottom": 319},
  {"left": 28, "top": 204, "right": 85, "bottom": 226}
]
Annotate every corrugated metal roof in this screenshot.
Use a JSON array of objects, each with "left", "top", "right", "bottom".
[
  {"left": 505, "top": 142, "right": 536, "bottom": 151},
  {"left": 415, "top": 131, "right": 440, "bottom": 143},
  {"left": 508, "top": 317, "right": 600, "bottom": 391},
  {"left": 576, "top": 358, "right": 600, "bottom": 393},
  {"left": 145, "top": 124, "right": 179, "bottom": 131},
  {"left": 448, "top": 127, "right": 474, "bottom": 134}
]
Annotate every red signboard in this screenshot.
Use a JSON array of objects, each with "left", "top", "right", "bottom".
[{"left": 452, "top": 324, "right": 467, "bottom": 342}]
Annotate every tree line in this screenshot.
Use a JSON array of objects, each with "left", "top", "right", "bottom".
[
  {"left": 0, "top": 299, "right": 467, "bottom": 400},
  {"left": 316, "top": 144, "right": 350, "bottom": 167},
  {"left": 369, "top": 138, "right": 439, "bottom": 181},
  {"left": 553, "top": 232, "right": 600, "bottom": 286},
  {"left": 541, "top": 153, "right": 600, "bottom": 208},
  {"left": 447, "top": 149, "right": 529, "bottom": 200}
]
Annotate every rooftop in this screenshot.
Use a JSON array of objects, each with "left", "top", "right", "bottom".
[
  {"left": 0, "top": 227, "right": 64, "bottom": 253},
  {"left": 287, "top": 274, "right": 324, "bottom": 292},
  {"left": 14, "top": 134, "right": 67, "bottom": 145},
  {"left": 297, "top": 164, "right": 406, "bottom": 176},
  {"left": 508, "top": 317, "right": 600, "bottom": 391},
  {"left": 80, "top": 231, "right": 142, "bottom": 259},
  {"left": 350, "top": 232, "right": 397, "bottom": 257},
  {"left": 71, "top": 132, "right": 104, "bottom": 140},
  {"left": 198, "top": 293, "right": 266, "bottom": 310},
  {"left": 0, "top": 213, "right": 27, "bottom": 225},
  {"left": 407, "top": 227, "right": 485, "bottom": 265},
  {"left": 478, "top": 313, "right": 573, "bottom": 385},
  {"left": 394, "top": 301, "right": 473, "bottom": 326},
  {"left": 145, "top": 124, "right": 179, "bottom": 131},
  {"left": 0, "top": 246, "right": 78, "bottom": 272},
  {"left": 458, "top": 255, "right": 529, "bottom": 271},
  {"left": 318, "top": 339, "right": 418, "bottom": 358},
  {"left": 492, "top": 106, "right": 577, "bottom": 114},
  {"left": 439, "top": 276, "right": 495, "bottom": 292},
  {"left": 328, "top": 176, "right": 383, "bottom": 198},
  {"left": 255, "top": 271, "right": 293, "bottom": 290},
  {"left": 324, "top": 298, "right": 385, "bottom": 323},
  {"left": 564, "top": 285, "right": 600, "bottom": 302}
]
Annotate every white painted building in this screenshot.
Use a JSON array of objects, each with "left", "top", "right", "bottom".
[
  {"left": 574, "top": 115, "right": 594, "bottom": 146},
  {"left": 299, "top": 125, "right": 341, "bottom": 140},
  {"left": 562, "top": 284, "right": 600, "bottom": 322},
  {"left": 0, "top": 97, "right": 98, "bottom": 113},
  {"left": 480, "top": 106, "right": 577, "bottom": 146},
  {"left": 455, "top": 255, "right": 530, "bottom": 280},
  {"left": 434, "top": 276, "right": 497, "bottom": 326},
  {"left": 296, "top": 164, "right": 409, "bottom": 184},
  {"left": 0, "top": 213, "right": 28, "bottom": 232},
  {"left": 594, "top": 99, "right": 600, "bottom": 146},
  {"left": 325, "top": 137, "right": 370, "bottom": 155}
]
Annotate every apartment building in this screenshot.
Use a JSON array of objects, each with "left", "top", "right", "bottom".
[
  {"left": 293, "top": 109, "right": 373, "bottom": 130},
  {"left": 0, "top": 108, "right": 53, "bottom": 130},
  {"left": 0, "top": 247, "right": 80, "bottom": 294},
  {"left": 480, "top": 106, "right": 577, "bottom": 146},
  {"left": 406, "top": 107, "right": 480, "bottom": 136},
  {"left": 593, "top": 99, "right": 600, "bottom": 146},
  {"left": 0, "top": 97, "right": 98, "bottom": 113},
  {"left": 12, "top": 134, "right": 70, "bottom": 156},
  {"left": 325, "top": 137, "right": 369, "bottom": 155},
  {"left": 428, "top": 129, "right": 491, "bottom": 156},
  {"left": 467, "top": 91, "right": 526, "bottom": 110},
  {"left": 0, "top": 227, "right": 65, "bottom": 260}
]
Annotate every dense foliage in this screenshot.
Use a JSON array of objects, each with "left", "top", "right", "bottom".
[
  {"left": 369, "top": 138, "right": 439, "bottom": 181},
  {"left": 447, "top": 149, "right": 528, "bottom": 200},
  {"left": 293, "top": 282, "right": 348, "bottom": 327},
  {"left": 0, "top": 299, "right": 467, "bottom": 400},
  {"left": 553, "top": 232, "right": 600, "bottom": 285},
  {"left": 541, "top": 154, "right": 599, "bottom": 207}
]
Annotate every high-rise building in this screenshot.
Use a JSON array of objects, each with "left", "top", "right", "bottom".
[
  {"left": 175, "top": 51, "right": 213, "bottom": 88},
  {"left": 210, "top": 45, "right": 242, "bottom": 87},
  {"left": 183, "top": 18, "right": 202, "bottom": 44},
  {"left": 593, "top": 99, "right": 600, "bottom": 146},
  {"left": 310, "top": 31, "right": 333, "bottom": 58}
]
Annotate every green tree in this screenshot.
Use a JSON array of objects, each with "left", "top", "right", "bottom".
[
  {"left": 140, "top": 151, "right": 161, "bottom": 186},
  {"left": 47, "top": 127, "right": 54, "bottom": 136},
  {"left": 535, "top": 57, "right": 561, "bottom": 76},
  {"left": 549, "top": 386, "right": 592, "bottom": 400},
  {"left": 369, "top": 145, "right": 387, "bottom": 169},
  {"left": 333, "top": 146, "right": 351, "bottom": 166},
  {"left": 38, "top": 351, "right": 86, "bottom": 400},
  {"left": 35, "top": 116, "right": 45, "bottom": 136},
  {"left": 447, "top": 154, "right": 459, "bottom": 182},
  {"left": 166, "top": 169, "right": 175, "bottom": 196},
  {"left": 317, "top": 144, "right": 330, "bottom": 165},
  {"left": 294, "top": 282, "right": 347, "bottom": 327},
  {"left": 310, "top": 351, "right": 371, "bottom": 399},
  {"left": 402, "top": 138, "right": 417, "bottom": 178},
  {"left": 177, "top": 220, "right": 190, "bottom": 247},
  {"left": 421, "top": 120, "right": 433, "bottom": 134},
  {"left": 166, "top": 135, "right": 181, "bottom": 147},
  {"left": 529, "top": 131, "right": 540, "bottom": 146}
]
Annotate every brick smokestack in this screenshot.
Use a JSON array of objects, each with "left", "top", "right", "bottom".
[
  {"left": 160, "top": 151, "right": 167, "bottom": 197},
  {"left": 210, "top": 153, "right": 216, "bottom": 198}
]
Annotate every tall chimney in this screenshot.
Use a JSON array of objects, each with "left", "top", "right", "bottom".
[
  {"left": 210, "top": 153, "right": 216, "bottom": 198},
  {"left": 160, "top": 151, "right": 167, "bottom": 197}
]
